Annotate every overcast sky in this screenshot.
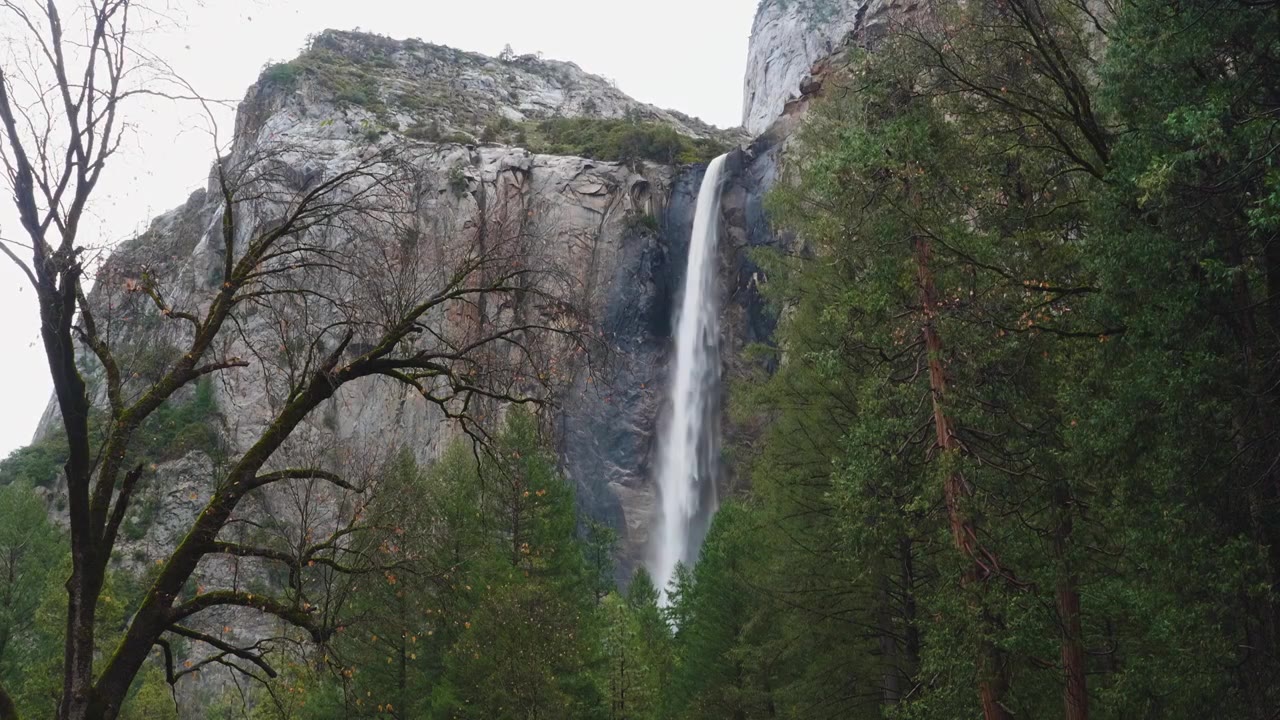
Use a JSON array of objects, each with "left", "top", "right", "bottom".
[{"left": 0, "top": 0, "right": 760, "bottom": 457}]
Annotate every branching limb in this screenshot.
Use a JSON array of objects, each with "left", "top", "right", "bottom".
[
  {"left": 0, "top": 235, "right": 38, "bottom": 289},
  {"left": 169, "top": 591, "right": 328, "bottom": 643},
  {"left": 139, "top": 274, "right": 201, "bottom": 330},
  {"left": 243, "top": 468, "right": 359, "bottom": 494},
  {"left": 165, "top": 625, "right": 279, "bottom": 681},
  {"left": 209, "top": 541, "right": 298, "bottom": 567},
  {"left": 102, "top": 463, "right": 144, "bottom": 551},
  {"left": 208, "top": 536, "right": 385, "bottom": 600},
  {"left": 156, "top": 638, "right": 178, "bottom": 685},
  {"left": 74, "top": 284, "right": 125, "bottom": 418},
  {"left": 191, "top": 358, "right": 251, "bottom": 378}
]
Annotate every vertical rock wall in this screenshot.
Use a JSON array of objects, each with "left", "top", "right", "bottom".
[
  {"left": 743, "top": 0, "right": 920, "bottom": 135},
  {"left": 742, "top": 0, "right": 867, "bottom": 135}
]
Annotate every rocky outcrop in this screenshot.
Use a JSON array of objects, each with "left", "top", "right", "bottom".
[
  {"left": 244, "top": 30, "right": 737, "bottom": 145},
  {"left": 32, "top": 30, "right": 750, "bottom": 593},
  {"left": 14, "top": 9, "right": 934, "bottom": 711},
  {"left": 742, "top": 0, "right": 918, "bottom": 135},
  {"left": 35, "top": 3, "right": 894, "bottom": 589},
  {"left": 743, "top": 0, "right": 865, "bottom": 135}
]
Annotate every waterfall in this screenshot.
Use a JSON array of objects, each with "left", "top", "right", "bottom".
[{"left": 650, "top": 154, "right": 729, "bottom": 604}]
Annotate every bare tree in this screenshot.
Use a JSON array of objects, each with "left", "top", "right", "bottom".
[{"left": 0, "top": 2, "right": 579, "bottom": 718}]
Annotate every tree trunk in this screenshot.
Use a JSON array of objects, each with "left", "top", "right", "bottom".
[
  {"left": 915, "top": 236, "right": 1011, "bottom": 720},
  {"left": 900, "top": 537, "right": 921, "bottom": 671},
  {"left": 398, "top": 593, "right": 408, "bottom": 720},
  {"left": 1228, "top": 237, "right": 1280, "bottom": 711},
  {"left": 61, "top": 564, "right": 105, "bottom": 720},
  {"left": 37, "top": 269, "right": 106, "bottom": 720},
  {"left": 877, "top": 571, "right": 902, "bottom": 704},
  {"left": 0, "top": 682, "right": 18, "bottom": 720}
]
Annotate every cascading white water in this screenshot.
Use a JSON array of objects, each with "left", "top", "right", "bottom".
[{"left": 650, "top": 154, "right": 729, "bottom": 603}]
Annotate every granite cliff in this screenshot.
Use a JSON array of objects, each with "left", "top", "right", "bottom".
[
  {"left": 28, "top": 0, "right": 882, "bottom": 608},
  {"left": 743, "top": 0, "right": 919, "bottom": 135}
]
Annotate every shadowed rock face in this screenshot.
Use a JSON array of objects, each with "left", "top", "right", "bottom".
[{"left": 557, "top": 163, "right": 706, "bottom": 580}]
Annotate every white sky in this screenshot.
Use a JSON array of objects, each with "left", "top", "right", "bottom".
[{"left": 0, "top": 0, "right": 760, "bottom": 457}]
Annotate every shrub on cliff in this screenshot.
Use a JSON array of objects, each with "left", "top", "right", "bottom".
[{"left": 528, "top": 117, "right": 725, "bottom": 166}]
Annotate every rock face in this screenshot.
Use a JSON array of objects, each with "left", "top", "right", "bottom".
[
  {"left": 557, "top": 163, "right": 705, "bottom": 575},
  {"left": 40, "top": 0, "right": 887, "bottom": 599},
  {"left": 33, "top": 30, "right": 745, "bottom": 593},
  {"left": 16, "top": 11, "right": 907, "bottom": 713},
  {"left": 34, "top": 4, "right": 877, "bottom": 588},
  {"left": 247, "top": 30, "right": 733, "bottom": 144},
  {"left": 742, "top": 0, "right": 914, "bottom": 135}
]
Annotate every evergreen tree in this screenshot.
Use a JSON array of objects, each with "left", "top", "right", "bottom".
[
  {"left": 624, "top": 567, "right": 672, "bottom": 705},
  {"left": 666, "top": 504, "right": 780, "bottom": 720},
  {"left": 0, "top": 483, "right": 60, "bottom": 700},
  {"left": 728, "top": 0, "right": 1280, "bottom": 717},
  {"left": 598, "top": 593, "right": 654, "bottom": 720}
]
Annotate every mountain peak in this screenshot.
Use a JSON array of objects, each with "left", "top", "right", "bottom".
[{"left": 237, "top": 28, "right": 740, "bottom": 149}]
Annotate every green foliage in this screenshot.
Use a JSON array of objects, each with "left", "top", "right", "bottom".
[
  {"left": 664, "top": 504, "right": 788, "bottom": 720},
  {"left": 431, "top": 411, "right": 602, "bottom": 718},
  {"left": 258, "top": 45, "right": 388, "bottom": 113},
  {"left": 624, "top": 211, "right": 661, "bottom": 235},
  {"left": 0, "top": 432, "right": 68, "bottom": 488},
  {"left": 597, "top": 592, "right": 657, "bottom": 719},
  {"left": 0, "top": 378, "right": 217, "bottom": 493},
  {"left": 120, "top": 491, "right": 161, "bottom": 542},
  {"left": 443, "top": 131, "right": 476, "bottom": 145},
  {"left": 405, "top": 121, "right": 475, "bottom": 146},
  {"left": 133, "top": 378, "right": 221, "bottom": 463},
  {"left": 0, "top": 381, "right": 217, "bottom": 562},
  {"left": 118, "top": 665, "right": 177, "bottom": 720},
  {"left": 6, "top": 550, "right": 158, "bottom": 718},
  {"left": 585, "top": 520, "right": 618, "bottom": 605},
  {"left": 668, "top": 1, "right": 1280, "bottom": 718},
  {"left": 276, "top": 410, "right": 611, "bottom": 718},
  {"left": 405, "top": 120, "right": 443, "bottom": 142},
  {"left": 525, "top": 118, "right": 726, "bottom": 166},
  {"left": 261, "top": 61, "right": 303, "bottom": 88},
  {"left": 624, "top": 567, "right": 672, "bottom": 696},
  {"left": 246, "top": 659, "right": 345, "bottom": 720},
  {"left": 480, "top": 116, "right": 517, "bottom": 144},
  {"left": 0, "top": 483, "right": 60, "bottom": 706},
  {"left": 448, "top": 162, "right": 471, "bottom": 196}
]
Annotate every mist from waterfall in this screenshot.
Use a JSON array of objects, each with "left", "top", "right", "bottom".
[{"left": 650, "top": 154, "right": 729, "bottom": 604}]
